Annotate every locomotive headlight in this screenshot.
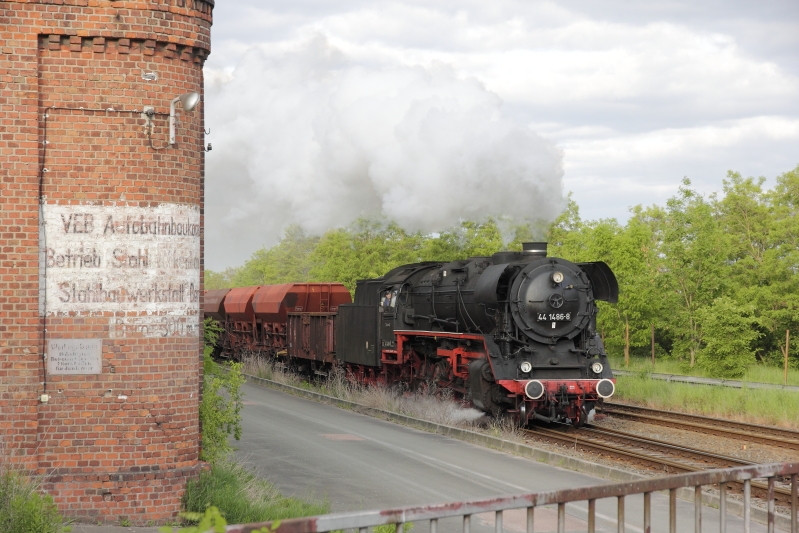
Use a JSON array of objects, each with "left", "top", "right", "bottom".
[
  {"left": 551, "top": 271, "right": 564, "bottom": 284},
  {"left": 591, "top": 362, "right": 604, "bottom": 374},
  {"left": 520, "top": 361, "right": 532, "bottom": 373}
]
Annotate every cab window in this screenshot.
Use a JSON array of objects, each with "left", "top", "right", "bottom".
[{"left": 381, "top": 289, "right": 398, "bottom": 311}]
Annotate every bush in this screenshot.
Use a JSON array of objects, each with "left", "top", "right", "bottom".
[
  {"left": 200, "top": 358, "right": 245, "bottom": 463},
  {"left": 182, "top": 460, "right": 328, "bottom": 525},
  {"left": 0, "top": 468, "right": 67, "bottom": 533},
  {"left": 200, "top": 318, "right": 245, "bottom": 464}
]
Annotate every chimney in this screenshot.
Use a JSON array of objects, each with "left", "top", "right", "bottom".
[{"left": 522, "top": 242, "right": 548, "bottom": 256}]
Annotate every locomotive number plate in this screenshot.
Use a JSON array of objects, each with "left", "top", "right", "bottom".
[{"left": 537, "top": 313, "right": 571, "bottom": 322}]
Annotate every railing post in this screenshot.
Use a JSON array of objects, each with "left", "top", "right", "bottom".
[
  {"left": 463, "top": 514, "right": 471, "bottom": 533},
  {"left": 618, "top": 495, "right": 625, "bottom": 533},
  {"left": 719, "top": 483, "right": 726, "bottom": 533},
  {"left": 430, "top": 518, "right": 437, "bottom": 533},
  {"left": 695, "top": 485, "right": 702, "bottom": 533},
  {"left": 588, "top": 499, "right": 596, "bottom": 533},
  {"left": 769, "top": 477, "right": 776, "bottom": 533},
  {"left": 744, "top": 479, "right": 751, "bottom": 533},
  {"left": 792, "top": 474, "right": 797, "bottom": 533},
  {"left": 558, "top": 503, "right": 565, "bottom": 533},
  {"left": 526, "top": 507, "right": 534, "bottom": 533},
  {"left": 644, "top": 492, "right": 651, "bottom": 533},
  {"left": 395, "top": 523, "right": 403, "bottom": 533},
  {"left": 669, "top": 488, "right": 677, "bottom": 533},
  {"left": 496, "top": 510, "right": 503, "bottom": 533}
]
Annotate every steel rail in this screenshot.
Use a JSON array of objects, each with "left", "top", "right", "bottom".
[
  {"left": 528, "top": 426, "right": 795, "bottom": 504},
  {"left": 529, "top": 426, "right": 699, "bottom": 472},
  {"left": 582, "top": 425, "right": 753, "bottom": 468}
]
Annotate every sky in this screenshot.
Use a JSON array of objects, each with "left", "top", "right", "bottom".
[{"left": 202, "top": 1, "right": 799, "bottom": 270}]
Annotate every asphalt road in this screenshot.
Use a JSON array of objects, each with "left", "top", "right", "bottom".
[{"left": 235, "top": 382, "right": 773, "bottom": 533}]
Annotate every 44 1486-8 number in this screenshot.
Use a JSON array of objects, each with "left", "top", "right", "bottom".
[{"left": 537, "top": 312, "right": 571, "bottom": 322}]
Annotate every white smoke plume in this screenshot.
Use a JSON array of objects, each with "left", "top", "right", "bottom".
[{"left": 204, "top": 35, "right": 565, "bottom": 270}]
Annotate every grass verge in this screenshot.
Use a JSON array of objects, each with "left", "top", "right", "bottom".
[
  {"left": 183, "top": 459, "right": 329, "bottom": 525},
  {"left": 613, "top": 374, "right": 799, "bottom": 429},
  {"left": 0, "top": 467, "right": 68, "bottom": 533},
  {"left": 609, "top": 356, "right": 799, "bottom": 386}
]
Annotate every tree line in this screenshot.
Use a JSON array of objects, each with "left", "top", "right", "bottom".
[{"left": 207, "top": 166, "right": 799, "bottom": 378}]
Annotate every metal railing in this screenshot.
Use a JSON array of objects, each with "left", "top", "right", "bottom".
[{"left": 225, "top": 463, "right": 799, "bottom": 533}]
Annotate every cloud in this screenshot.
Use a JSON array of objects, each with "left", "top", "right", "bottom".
[
  {"left": 204, "top": 1, "right": 799, "bottom": 267},
  {"left": 560, "top": 116, "right": 799, "bottom": 220},
  {"left": 205, "top": 36, "right": 564, "bottom": 269}
]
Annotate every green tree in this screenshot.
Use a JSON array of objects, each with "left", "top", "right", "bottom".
[
  {"left": 598, "top": 209, "right": 661, "bottom": 365},
  {"left": 547, "top": 194, "right": 587, "bottom": 260},
  {"left": 232, "top": 225, "right": 319, "bottom": 287},
  {"left": 308, "top": 220, "right": 421, "bottom": 291},
  {"left": 715, "top": 168, "right": 799, "bottom": 364},
  {"left": 417, "top": 230, "right": 462, "bottom": 262},
  {"left": 458, "top": 219, "right": 505, "bottom": 257},
  {"left": 763, "top": 166, "right": 799, "bottom": 365},
  {"left": 503, "top": 217, "right": 550, "bottom": 252},
  {"left": 696, "top": 296, "right": 759, "bottom": 378},
  {"left": 656, "top": 179, "right": 728, "bottom": 367},
  {"left": 205, "top": 267, "right": 238, "bottom": 290},
  {"left": 419, "top": 218, "right": 507, "bottom": 261},
  {"left": 308, "top": 218, "right": 511, "bottom": 292}
]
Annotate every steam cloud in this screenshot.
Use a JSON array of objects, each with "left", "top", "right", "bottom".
[{"left": 205, "top": 36, "right": 565, "bottom": 270}]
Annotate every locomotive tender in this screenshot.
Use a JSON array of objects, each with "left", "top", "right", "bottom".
[{"left": 206, "top": 242, "right": 618, "bottom": 427}]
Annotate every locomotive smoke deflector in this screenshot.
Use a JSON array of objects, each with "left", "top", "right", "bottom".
[
  {"left": 577, "top": 261, "right": 619, "bottom": 303},
  {"left": 474, "top": 264, "right": 515, "bottom": 306}
]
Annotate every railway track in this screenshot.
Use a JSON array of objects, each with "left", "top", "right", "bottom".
[
  {"left": 526, "top": 424, "right": 795, "bottom": 504},
  {"left": 600, "top": 402, "right": 799, "bottom": 452}
]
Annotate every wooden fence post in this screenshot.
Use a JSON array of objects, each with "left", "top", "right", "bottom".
[
  {"left": 651, "top": 324, "right": 655, "bottom": 366},
  {"left": 785, "top": 329, "right": 790, "bottom": 386},
  {"left": 624, "top": 318, "right": 630, "bottom": 367}
]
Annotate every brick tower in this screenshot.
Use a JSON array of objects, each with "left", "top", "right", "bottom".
[{"left": 0, "top": 0, "right": 212, "bottom": 524}]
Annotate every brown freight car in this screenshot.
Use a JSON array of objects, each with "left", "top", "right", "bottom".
[
  {"left": 204, "top": 283, "right": 351, "bottom": 361},
  {"left": 203, "top": 288, "right": 231, "bottom": 322}
]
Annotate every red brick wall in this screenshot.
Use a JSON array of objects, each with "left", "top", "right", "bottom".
[{"left": 0, "top": 0, "right": 211, "bottom": 524}]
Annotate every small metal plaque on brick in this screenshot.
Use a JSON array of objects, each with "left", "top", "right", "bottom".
[{"left": 47, "top": 339, "right": 102, "bottom": 375}]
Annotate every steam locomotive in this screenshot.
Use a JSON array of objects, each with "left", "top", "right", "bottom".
[{"left": 205, "top": 242, "right": 618, "bottom": 427}]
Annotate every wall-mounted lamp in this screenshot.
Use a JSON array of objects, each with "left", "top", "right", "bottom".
[{"left": 169, "top": 92, "right": 200, "bottom": 145}]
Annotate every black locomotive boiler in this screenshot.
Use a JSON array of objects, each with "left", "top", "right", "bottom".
[
  {"left": 208, "top": 242, "right": 618, "bottom": 427},
  {"left": 333, "top": 242, "right": 618, "bottom": 426}
]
